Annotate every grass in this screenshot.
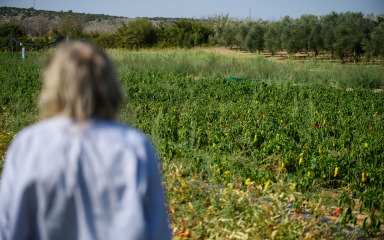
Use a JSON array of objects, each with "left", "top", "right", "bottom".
[{"left": 109, "top": 47, "right": 384, "bottom": 88}]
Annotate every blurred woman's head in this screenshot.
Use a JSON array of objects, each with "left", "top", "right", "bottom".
[{"left": 39, "top": 41, "right": 122, "bottom": 121}]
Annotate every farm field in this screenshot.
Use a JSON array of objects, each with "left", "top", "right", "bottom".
[{"left": 1, "top": 48, "right": 384, "bottom": 239}]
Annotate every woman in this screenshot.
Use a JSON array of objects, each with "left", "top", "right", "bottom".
[{"left": 0, "top": 41, "right": 171, "bottom": 240}]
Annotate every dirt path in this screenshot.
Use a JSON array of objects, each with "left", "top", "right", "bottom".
[
  {"left": 201, "top": 47, "right": 313, "bottom": 61},
  {"left": 202, "top": 47, "right": 384, "bottom": 65}
]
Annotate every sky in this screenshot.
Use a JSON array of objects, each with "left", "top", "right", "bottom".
[{"left": 0, "top": 0, "right": 383, "bottom": 20}]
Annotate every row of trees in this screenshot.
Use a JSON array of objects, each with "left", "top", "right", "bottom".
[
  {"left": 95, "top": 19, "right": 212, "bottom": 49},
  {"left": 0, "top": 18, "right": 212, "bottom": 50},
  {"left": 213, "top": 12, "right": 384, "bottom": 60},
  {"left": 1, "top": 11, "right": 384, "bottom": 60}
]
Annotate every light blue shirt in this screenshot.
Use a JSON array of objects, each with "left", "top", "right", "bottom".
[{"left": 0, "top": 117, "right": 171, "bottom": 240}]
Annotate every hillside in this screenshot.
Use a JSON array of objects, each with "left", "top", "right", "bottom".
[{"left": 0, "top": 7, "right": 183, "bottom": 34}]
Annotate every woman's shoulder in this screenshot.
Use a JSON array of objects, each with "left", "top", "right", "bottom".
[
  {"left": 90, "top": 120, "right": 152, "bottom": 147},
  {"left": 11, "top": 116, "right": 70, "bottom": 142},
  {"left": 12, "top": 116, "right": 153, "bottom": 149},
  {"left": 85, "top": 120, "right": 157, "bottom": 166}
]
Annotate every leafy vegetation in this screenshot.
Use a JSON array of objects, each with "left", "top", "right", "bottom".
[
  {"left": 212, "top": 12, "right": 384, "bottom": 61},
  {"left": 0, "top": 47, "right": 384, "bottom": 238},
  {"left": 1, "top": 7, "right": 384, "bottom": 61}
]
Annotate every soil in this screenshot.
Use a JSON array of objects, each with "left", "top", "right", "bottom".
[{"left": 203, "top": 47, "right": 384, "bottom": 65}]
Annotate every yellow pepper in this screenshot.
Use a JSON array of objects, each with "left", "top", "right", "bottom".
[
  {"left": 334, "top": 167, "right": 339, "bottom": 177},
  {"left": 245, "top": 178, "right": 251, "bottom": 186}
]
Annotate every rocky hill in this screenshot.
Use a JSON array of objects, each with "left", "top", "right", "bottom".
[{"left": 0, "top": 7, "right": 182, "bottom": 35}]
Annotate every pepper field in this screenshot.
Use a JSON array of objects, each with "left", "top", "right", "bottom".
[{"left": 1, "top": 49, "right": 384, "bottom": 239}]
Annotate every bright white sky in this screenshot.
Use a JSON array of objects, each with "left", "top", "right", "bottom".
[{"left": 0, "top": 0, "right": 383, "bottom": 20}]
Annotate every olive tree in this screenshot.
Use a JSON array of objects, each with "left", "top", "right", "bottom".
[{"left": 245, "top": 22, "right": 265, "bottom": 53}]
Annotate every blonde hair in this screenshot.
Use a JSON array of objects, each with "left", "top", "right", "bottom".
[{"left": 39, "top": 41, "right": 122, "bottom": 121}]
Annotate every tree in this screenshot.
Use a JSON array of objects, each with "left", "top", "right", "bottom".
[
  {"left": 191, "top": 22, "right": 211, "bottom": 46},
  {"left": 332, "top": 12, "right": 375, "bottom": 61},
  {"left": 155, "top": 21, "right": 175, "bottom": 48},
  {"left": 305, "top": 15, "right": 323, "bottom": 56},
  {"left": 89, "top": 31, "right": 117, "bottom": 49},
  {"left": 220, "top": 19, "right": 241, "bottom": 48},
  {"left": 293, "top": 15, "right": 323, "bottom": 55},
  {"left": 376, "top": 14, "right": 384, "bottom": 24},
  {"left": 244, "top": 22, "right": 265, "bottom": 53},
  {"left": 155, "top": 19, "right": 211, "bottom": 48},
  {"left": 173, "top": 19, "right": 194, "bottom": 48},
  {"left": 320, "top": 12, "right": 339, "bottom": 56},
  {"left": 0, "top": 23, "right": 27, "bottom": 51},
  {"left": 116, "top": 18, "right": 157, "bottom": 49},
  {"left": 280, "top": 16, "right": 302, "bottom": 55},
  {"left": 53, "top": 15, "right": 85, "bottom": 39},
  {"left": 235, "top": 21, "right": 252, "bottom": 49},
  {"left": 0, "top": 23, "right": 25, "bottom": 38},
  {"left": 210, "top": 14, "right": 230, "bottom": 45},
  {"left": 363, "top": 22, "right": 384, "bottom": 58},
  {"left": 264, "top": 21, "right": 281, "bottom": 56}
]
